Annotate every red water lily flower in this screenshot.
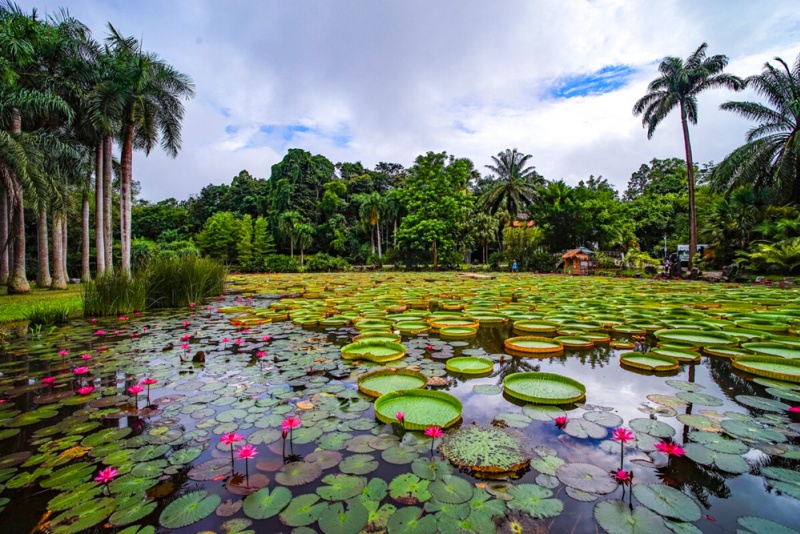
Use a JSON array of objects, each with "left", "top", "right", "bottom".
[
  {"left": 73, "top": 367, "right": 90, "bottom": 375},
  {"left": 127, "top": 385, "right": 144, "bottom": 395},
  {"left": 42, "top": 377, "right": 56, "bottom": 386},
  {"left": 282, "top": 416, "right": 302, "bottom": 430},
  {"left": 94, "top": 467, "right": 118, "bottom": 484},
  {"left": 94, "top": 330, "right": 105, "bottom": 335},
  {"left": 655, "top": 441, "right": 685, "bottom": 457},
  {"left": 613, "top": 469, "right": 632, "bottom": 483},
  {"left": 789, "top": 406, "right": 800, "bottom": 413},
  {"left": 181, "top": 334, "right": 191, "bottom": 341},
  {"left": 141, "top": 378, "right": 158, "bottom": 386},
  {"left": 424, "top": 426, "right": 444, "bottom": 438},
  {"left": 396, "top": 412, "right": 405, "bottom": 422},
  {"left": 81, "top": 354, "right": 92, "bottom": 360},
  {"left": 189, "top": 302, "right": 195, "bottom": 308},
  {"left": 58, "top": 350, "right": 69, "bottom": 357},
  {"left": 554, "top": 416, "right": 567, "bottom": 427},
  {"left": 77, "top": 386, "right": 94, "bottom": 395},
  {"left": 611, "top": 427, "right": 634, "bottom": 444}
]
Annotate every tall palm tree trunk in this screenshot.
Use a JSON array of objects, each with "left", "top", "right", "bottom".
[
  {"left": 51, "top": 211, "right": 67, "bottom": 289},
  {"left": 103, "top": 135, "right": 113, "bottom": 270},
  {"left": 81, "top": 188, "right": 91, "bottom": 283},
  {"left": 0, "top": 185, "right": 8, "bottom": 285},
  {"left": 120, "top": 125, "right": 133, "bottom": 274},
  {"left": 370, "top": 231, "right": 374, "bottom": 255},
  {"left": 7, "top": 110, "right": 29, "bottom": 294},
  {"left": 37, "top": 206, "right": 52, "bottom": 288},
  {"left": 376, "top": 223, "right": 382, "bottom": 259},
  {"left": 95, "top": 141, "right": 105, "bottom": 275},
  {"left": 680, "top": 102, "right": 698, "bottom": 268},
  {"left": 393, "top": 219, "right": 397, "bottom": 247}
]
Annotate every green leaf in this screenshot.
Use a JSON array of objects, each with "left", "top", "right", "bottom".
[
  {"left": 507, "top": 484, "right": 563, "bottom": 519},
  {"left": 159, "top": 490, "right": 221, "bottom": 529},
  {"left": 429, "top": 475, "right": 474, "bottom": 504},
  {"left": 556, "top": 463, "right": 618, "bottom": 494},
  {"left": 109, "top": 499, "right": 157, "bottom": 526},
  {"left": 279, "top": 493, "right": 328, "bottom": 527},
  {"left": 275, "top": 461, "right": 323, "bottom": 486},
  {"left": 243, "top": 486, "right": 292, "bottom": 519},
  {"left": 318, "top": 500, "right": 369, "bottom": 534},
  {"left": 49, "top": 497, "right": 115, "bottom": 534},
  {"left": 632, "top": 483, "right": 701, "bottom": 522},
  {"left": 386, "top": 505, "right": 437, "bottom": 534},
  {"left": 389, "top": 473, "right": 431, "bottom": 505},
  {"left": 593, "top": 500, "right": 672, "bottom": 534},
  {"left": 339, "top": 454, "right": 379, "bottom": 475},
  {"left": 737, "top": 515, "right": 800, "bottom": 534},
  {"left": 316, "top": 474, "right": 367, "bottom": 501}
]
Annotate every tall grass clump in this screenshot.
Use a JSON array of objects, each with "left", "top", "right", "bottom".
[
  {"left": 25, "top": 302, "right": 75, "bottom": 327},
  {"left": 146, "top": 255, "right": 227, "bottom": 309},
  {"left": 82, "top": 270, "right": 148, "bottom": 317}
]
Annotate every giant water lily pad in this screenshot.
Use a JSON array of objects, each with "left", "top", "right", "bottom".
[
  {"left": 594, "top": 500, "right": 672, "bottom": 534},
  {"left": 504, "top": 336, "right": 564, "bottom": 354},
  {"left": 653, "top": 329, "right": 736, "bottom": 347},
  {"left": 632, "top": 483, "right": 701, "bottom": 521},
  {"left": 556, "top": 463, "right": 617, "bottom": 494},
  {"left": 503, "top": 372, "right": 585, "bottom": 404},
  {"left": 440, "top": 425, "right": 530, "bottom": 473},
  {"left": 358, "top": 369, "right": 427, "bottom": 397},
  {"left": 341, "top": 340, "right": 406, "bottom": 363},
  {"left": 732, "top": 356, "right": 800, "bottom": 383},
  {"left": 445, "top": 357, "right": 493, "bottom": 375},
  {"left": 159, "top": 490, "right": 221, "bottom": 529},
  {"left": 742, "top": 342, "right": 800, "bottom": 359},
  {"left": 374, "top": 390, "right": 462, "bottom": 430},
  {"left": 620, "top": 353, "right": 679, "bottom": 372}
]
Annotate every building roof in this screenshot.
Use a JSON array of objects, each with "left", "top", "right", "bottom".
[{"left": 562, "top": 248, "right": 592, "bottom": 259}]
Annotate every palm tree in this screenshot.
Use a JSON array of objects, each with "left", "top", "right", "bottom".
[
  {"left": 294, "top": 223, "right": 314, "bottom": 266},
  {"left": 633, "top": 43, "right": 743, "bottom": 267},
  {"left": 356, "top": 192, "right": 386, "bottom": 258},
  {"left": 480, "top": 149, "right": 543, "bottom": 218},
  {"left": 711, "top": 53, "right": 800, "bottom": 202},
  {"left": 471, "top": 212, "right": 498, "bottom": 264},
  {"left": 278, "top": 210, "right": 302, "bottom": 257},
  {"left": 95, "top": 25, "right": 194, "bottom": 274}
]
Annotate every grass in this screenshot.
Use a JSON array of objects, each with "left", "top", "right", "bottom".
[{"left": 0, "top": 284, "right": 83, "bottom": 324}]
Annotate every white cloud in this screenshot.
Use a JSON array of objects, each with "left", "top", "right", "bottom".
[{"left": 36, "top": 0, "right": 800, "bottom": 199}]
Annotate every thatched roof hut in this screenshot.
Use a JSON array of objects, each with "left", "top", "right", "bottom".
[{"left": 562, "top": 248, "right": 595, "bottom": 275}]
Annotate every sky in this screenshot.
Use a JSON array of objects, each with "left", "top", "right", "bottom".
[{"left": 28, "top": 0, "right": 800, "bottom": 201}]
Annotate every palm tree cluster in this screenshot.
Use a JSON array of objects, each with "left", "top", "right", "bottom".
[{"left": 0, "top": 2, "right": 193, "bottom": 293}]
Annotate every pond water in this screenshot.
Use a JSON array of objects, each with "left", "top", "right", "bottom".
[{"left": 1, "top": 274, "right": 799, "bottom": 534}]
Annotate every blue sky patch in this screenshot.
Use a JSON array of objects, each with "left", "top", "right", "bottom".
[
  {"left": 550, "top": 65, "right": 635, "bottom": 99},
  {"left": 245, "top": 123, "right": 351, "bottom": 149},
  {"left": 225, "top": 125, "right": 237, "bottom": 134}
]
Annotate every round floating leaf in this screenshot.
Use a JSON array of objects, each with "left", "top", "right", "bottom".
[
  {"left": 565, "top": 487, "right": 599, "bottom": 502},
  {"left": 317, "top": 474, "right": 367, "bottom": 501},
  {"left": 473, "top": 384, "right": 502, "bottom": 395},
  {"left": 339, "top": 454, "right": 378, "bottom": 475},
  {"left": 762, "top": 467, "right": 800, "bottom": 499},
  {"left": 504, "top": 372, "right": 585, "bottom": 404},
  {"left": 386, "top": 505, "right": 437, "bottom": 534},
  {"left": 676, "top": 414, "right": 721, "bottom": 432},
  {"left": 737, "top": 515, "right": 800, "bottom": 534},
  {"left": 735, "top": 395, "right": 790, "bottom": 413},
  {"left": 676, "top": 392, "right": 724, "bottom": 407},
  {"left": 530, "top": 455, "right": 565, "bottom": 476},
  {"left": 440, "top": 424, "right": 530, "bottom": 473},
  {"left": 584, "top": 411, "right": 624, "bottom": 428},
  {"left": 632, "top": 483, "right": 701, "bottom": 521},
  {"left": 168, "top": 447, "right": 202, "bottom": 466},
  {"left": 629, "top": 418, "right": 676, "bottom": 439},
  {"left": 109, "top": 499, "right": 158, "bottom": 526},
  {"left": 507, "top": 483, "right": 564, "bottom": 518},
  {"left": 522, "top": 404, "right": 566, "bottom": 421},
  {"left": 374, "top": 390, "right": 462, "bottom": 430},
  {"left": 318, "top": 500, "right": 369, "bottom": 534},
  {"left": 594, "top": 500, "right": 672, "bottom": 534},
  {"left": 382, "top": 445, "right": 419, "bottom": 465},
  {"left": 688, "top": 431, "right": 748, "bottom": 454},
  {"left": 159, "top": 490, "right": 221, "bottom": 529},
  {"left": 429, "top": 475, "right": 474, "bottom": 504},
  {"left": 389, "top": 473, "right": 431, "bottom": 505},
  {"left": 276, "top": 461, "right": 323, "bottom": 486},
  {"left": 305, "top": 450, "right": 343, "bottom": 470},
  {"left": 563, "top": 419, "right": 608, "bottom": 440},
  {"left": 49, "top": 497, "right": 115, "bottom": 534},
  {"left": 721, "top": 420, "right": 787, "bottom": 443},
  {"left": 411, "top": 458, "right": 452, "bottom": 481},
  {"left": 362, "top": 477, "right": 389, "bottom": 501},
  {"left": 242, "top": 486, "right": 292, "bottom": 519},
  {"left": 188, "top": 458, "right": 232, "bottom": 481},
  {"left": 108, "top": 474, "right": 159, "bottom": 495},
  {"left": 279, "top": 493, "right": 328, "bottom": 527},
  {"left": 556, "top": 463, "right": 618, "bottom": 495}
]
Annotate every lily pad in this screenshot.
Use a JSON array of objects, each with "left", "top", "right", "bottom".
[
  {"left": 339, "top": 454, "right": 379, "bottom": 475},
  {"left": 594, "top": 500, "right": 672, "bottom": 534},
  {"left": 358, "top": 368, "right": 427, "bottom": 397},
  {"left": 386, "top": 505, "right": 437, "bottom": 534},
  {"left": 276, "top": 461, "right": 323, "bottom": 486},
  {"left": 159, "top": 490, "right": 221, "bottom": 529},
  {"left": 737, "top": 516, "right": 800, "bottom": 534},
  {"left": 504, "top": 372, "right": 586, "bottom": 404},
  {"left": 389, "top": 473, "right": 431, "bottom": 505},
  {"left": 429, "top": 475, "right": 474, "bottom": 504},
  {"left": 556, "top": 463, "right": 617, "bottom": 494},
  {"left": 446, "top": 357, "right": 493, "bottom": 375},
  {"left": 374, "top": 390, "right": 462, "bottom": 430},
  {"left": 279, "top": 493, "right": 328, "bottom": 527},
  {"left": 242, "top": 486, "right": 292, "bottom": 519},
  {"left": 440, "top": 425, "right": 530, "bottom": 473},
  {"left": 632, "top": 483, "right": 701, "bottom": 521},
  {"left": 507, "top": 484, "right": 564, "bottom": 519},
  {"left": 316, "top": 474, "right": 367, "bottom": 501},
  {"left": 318, "top": 500, "right": 369, "bottom": 534},
  {"left": 563, "top": 419, "right": 609, "bottom": 440}
]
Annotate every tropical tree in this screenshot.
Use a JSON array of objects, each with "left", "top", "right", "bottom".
[
  {"left": 355, "top": 191, "right": 386, "bottom": 258},
  {"left": 633, "top": 43, "right": 743, "bottom": 266},
  {"left": 479, "top": 149, "right": 543, "bottom": 218},
  {"left": 278, "top": 210, "right": 302, "bottom": 257},
  {"left": 294, "top": 222, "right": 314, "bottom": 266},
  {"left": 711, "top": 52, "right": 800, "bottom": 202},
  {"left": 95, "top": 25, "right": 194, "bottom": 274}
]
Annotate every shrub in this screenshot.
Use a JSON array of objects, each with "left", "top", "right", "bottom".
[
  {"left": 263, "top": 254, "right": 301, "bottom": 273},
  {"left": 366, "top": 253, "right": 382, "bottom": 268},
  {"left": 25, "top": 302, "right": 74, "bottom": 327},
  {"left": 305, "top": 253, "right": 351, "bottom": 272},
  {"left": 82, "top": 270, "right": 148, "bottom": 317},
  {"left": 488, "top": 251, "right": 504, "bottom": 271},
  {"left": 146, "top": 255, "right": 227, "bottom": 309},
  {"left": 131, "top": 238, "right": 159, "bottom": 268},
  {"left": 528, "top": 251, "right": 557, "bottom": 272}
]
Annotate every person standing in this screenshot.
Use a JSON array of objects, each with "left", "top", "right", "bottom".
[{"left": 512, "top": 259, "right": 518, "bottom": 274}]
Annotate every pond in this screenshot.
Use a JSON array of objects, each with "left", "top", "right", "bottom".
[{"left": 1, "top": 273, "right": 799, "bottom": 534}]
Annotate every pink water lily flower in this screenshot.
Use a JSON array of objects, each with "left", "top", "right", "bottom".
[
  {"left": 118, "top": 316, "right": 128, "bottom": 321},
  {"left": 789, "top": 406, "right": 800, "bottom": 413},
  {"left": 91, "top": 318, "right": 97, "bottom": 323},
  {"left": 396, "top": 412, "right": 405, "bottom": 422},
  {"left": 220, "top": 432, "right": 244, "bottom": 446},
  {"left": 94, "top": 330, "right": 105, "bottom": 335},
  {"left": 424, "top": 426, "right": 444, "bottom": 438},
  {"left": 655, "top": 441, "right": 685, "bottom": 457},
  {"left": 127, "top": 385, "right": 145, "bottom": 395},
  {"left": 182, "top": 321, "right": 191, "bottom": 327},
  {"left": 614, "top": 469, "right": 632, "bottom": 483},
  {"left": 189, "top": 302, "right": 196, "bottom": 308},
  {"left": 131, "top": 332, "right": 139, "bottom": 338},
  {"left": 236, "top": 444, "right": 258, "bottom": 460},
  {"left": 611, "top": 427, "right": 635, "bottom": 444},
  {"left": 73, "top": 367, "right": 89, "bottom": 375},
  {"left": 261, "top": 335, "right": 272, "bottom": 341},
  {"left": 554, "top": 416, "right": 567, "bottom": 427},
  {"left": 181, "top": 334, "right": 191, "bottom": 341},
  {"left": 77, "top": 386, "right": 94, "bottom": 395},
  {"left": 58, "top": 350, "right": 69, "bottom": 357},
  {"left": 282, "top": 416, "right": 302, "bottom": 430},
  {"left": 221, "top": 337, "right": 231, "bottom": 344},
  {"left": 42, "top": 377, "right": 56, "bottom": 386},
  {"left": 257, "top": 351, "right": 266, "bottom": 358},
  {"left": 181, "top": 343, "right": 190, "bottom": 350},
  {"left": 94, "top": 467, "right": 118, "bottom": 484},
  {"left": 141, "top": 378, "right": 158, "bottom": 386},
  {"left": 233, "top": 338, "right": 243, "bottom": 345},
  {"left": 81, "top": 354, "right": 92, "bottom": 360}
]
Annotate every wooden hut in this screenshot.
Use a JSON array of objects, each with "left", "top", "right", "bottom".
[{"left": 562, "top": 248, "right": 595, "bottom": 275}]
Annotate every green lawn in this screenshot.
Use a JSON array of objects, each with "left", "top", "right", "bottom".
[{"left": 0, "top": 284, "right": 83, "bottom": 323}]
